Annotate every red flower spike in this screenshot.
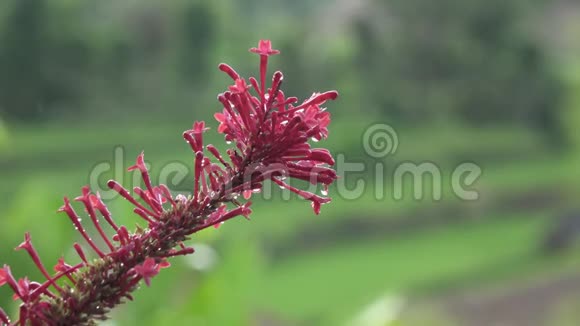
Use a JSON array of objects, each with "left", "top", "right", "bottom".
[
  {"left": 213, "top": 202, "right": 252, "bottom": 226},
  {"left": 53, "top": 258, "right": 70, "bottom": 273},
  {"left": 127, "top": 153, "right": 160, "bottom": 210},
  {"left": 133, "top": 187, "right": 162, "bottom": 216},
  {"left": 271, "top": 178, "right": 331, "bottom": 215},
  {"left": 294, "top": 91, "right": 339, "bottom": 109},
  {"left": 159, "top": 260, "right": 171, "bottom": 269},
  {"left": 0, "top": 268, "right": 6, "bottom": 287},
  {"left": 250, "top": 40, "right": 280, "bottom": 101},
  {"left": 134, "top": 258, "right": 162, "bottom": 287},
  {"left": 113, "top": 226, "right": 130, "bottom": 246},
  {"left": 73, "top": 243, "right": 88, "bottom": 264},
  {"left": 58, "top": 198, "right": 106, "bottom": 258},
  {"left": 133, "top": 208, "right": 155, "bottom": 224},
  {"left": 12, "top": 278, "right": 29, "bottom": 302},
  {"left": 127, "top": 152, "right": 148, "bottom": 174},
  {"left": 54, "top": 258, "right": 76, "bottom": 284},
  {"left": 1, "top": 40, "right": 338, "bottom": 325},
  {"left": 249, "top": 77, "right": 261, "bottom": 97},
  {"left": 75, "top": 187, "right": 116, "bottom": 252},
  {"left": 218, "top": 63, "right": 240, "bottom": 81},
  {"left": 166, "top": 247, "right": 195, "bottom": 257},
  {"left": 15, "top": 233, "right": 65, "bottom": 294},
  {"left": 158, "top": 184, "right": 177, "bottom": 210},
  {"left": 12, "top": 278, "right": 43, "bottom": 302},
  {"left": 267, "top": 71, "right": 284, "bottom": 107},
  {"left": 213, "top": 113, "right": 228, "bottom": 134},
  {"left": 183, "top": 121, "right": 209, "bottom": 153},
  {"left": 249, "top": 39, "right": 281, "bottom": 57},
  {"left": 0, "top": 307, "right": 10, "bottom": 324},
  {"left": 90, "top": 192, "right": 120, "bottom": 231},
  {"left": 229, "top": 78, "right": 250, "bottom": 94},
  {"left": 308, "top": 149, "right": 336, "bottom": 165},
  {"left": 107, "top": 180, "right": 159, "bottom": 218},
  {"left": 191, "top": 151, "right": 206, "bottom": 206},
  {"left": 0, "top": 265, "right": 20, "bottom": 298}
]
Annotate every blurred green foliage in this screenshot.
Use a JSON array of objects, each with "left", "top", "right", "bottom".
[
  {"left": 0, "top": 0, "right": 565, "bottom": 140},
  {"left": 355, "top": 0, "right": 562, "bottom": 137},
  {"left": 0, "top": 118, "right": 8, "bottom": 150},
  {"left": 2, "top": 0, "right": 580, "bottom": 325}
]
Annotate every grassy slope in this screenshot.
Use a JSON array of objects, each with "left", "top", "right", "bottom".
[
  {"left": 1, "top": 119, "right": 580, "bottom": 324},
  {"left": 248, "top": 211, "right": 580, "bottom": 324}
]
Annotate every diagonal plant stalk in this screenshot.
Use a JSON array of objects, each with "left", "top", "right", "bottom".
[{"left": 0, "top": 40, "right": 338, "bottom": 325}]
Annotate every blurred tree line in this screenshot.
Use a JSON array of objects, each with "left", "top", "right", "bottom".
[
  {"left": 0, "top": 0, "right": 217, "bottom": 121},
  {"left": 0, "top": 0, "right": 566, "bottom": 142},
  {"left": 352, "top": 0, "right": 562, "bottom": 138}
]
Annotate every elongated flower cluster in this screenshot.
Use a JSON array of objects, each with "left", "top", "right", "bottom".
[{"left": 0, "top": 40, "right": 338, "bottom": 325}]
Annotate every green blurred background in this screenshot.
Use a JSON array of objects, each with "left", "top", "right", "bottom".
[{"left": 2, "top": 0, "right": 580, "bottom": 325}]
